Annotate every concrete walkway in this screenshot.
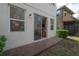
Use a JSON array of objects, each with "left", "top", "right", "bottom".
[{"left": 67, "top": 36, "right": 79, "bottom": 41}]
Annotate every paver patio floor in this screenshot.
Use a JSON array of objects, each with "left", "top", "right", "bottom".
[
  {"left": 4, "top": 37, "right": 62, "bottom": 56},
  {"left": 38, "top": 39, "right": 79, "bottom": 56}
]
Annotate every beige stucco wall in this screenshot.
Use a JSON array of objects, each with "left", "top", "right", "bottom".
[
  {"left": 57, "top": 8, "right": 74, "bottom": 29},
  {"left": 0, "top": 3, "right": 56, "bottom": 50},
  {"left": 62, "top": 10, "right": 74, "bottom": 22}
]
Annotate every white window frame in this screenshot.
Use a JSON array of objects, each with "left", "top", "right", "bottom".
[{"left": 9, "top": 4, "right": 25, "bottom": 32}]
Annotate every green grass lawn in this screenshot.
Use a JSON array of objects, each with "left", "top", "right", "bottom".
[{"left": 38, "top": 39, "right": 79, "bottom": 56}]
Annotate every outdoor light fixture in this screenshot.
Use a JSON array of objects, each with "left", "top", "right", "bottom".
[
  {"left": 29, "top": 14, "right": 32, "bottom": 19},
  {"left": 29, "top": 14, "right": 32, "bottom": 16}
]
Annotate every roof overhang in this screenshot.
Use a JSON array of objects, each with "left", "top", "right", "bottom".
[{"left": 57, "top": 5, "right": 74, "bottom": 14}]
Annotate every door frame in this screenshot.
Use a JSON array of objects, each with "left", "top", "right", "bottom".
[{"left": 34, "top": 13, "right": 47, "bottom": 40}]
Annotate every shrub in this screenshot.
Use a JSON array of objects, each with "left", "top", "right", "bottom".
[
  {"left": 75, "top": 34, "right": 79, "bottom": 37},
  {"left": 56, "top": 29, "right": 69, "bottom": 38},
  {"left": 0, "top": 35, "right": 7, "bottom": 55}
]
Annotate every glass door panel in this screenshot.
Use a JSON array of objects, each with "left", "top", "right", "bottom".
[
  {"left": 41, "top": 16, "right": 47, "bottom": 38},
  {"left": 34, "top": 14, "right": 42, "bottom": 40}
]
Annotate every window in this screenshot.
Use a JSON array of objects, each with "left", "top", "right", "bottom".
[
  {"left": 50, "top": 19, "right": 54, "bottom": 30},
  {"left": 10, "top": 20, "right": 24, "bottom": 31},
  {"left": 10, "top": 5, "right": 25, "bottom": 31},
  {"left": 57, "top": 14, "right": 59, "bottom": 16},
  {"left": 57, "top": 10, "right": 61, "bottom": 16}
]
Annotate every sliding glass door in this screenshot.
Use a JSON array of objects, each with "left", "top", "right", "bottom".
[
  {"left": 34, "top": 14, "right": 47, "bottom": 40},
  {"left": 34, "top": 14, "right": 42, "bottom": 40}
]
